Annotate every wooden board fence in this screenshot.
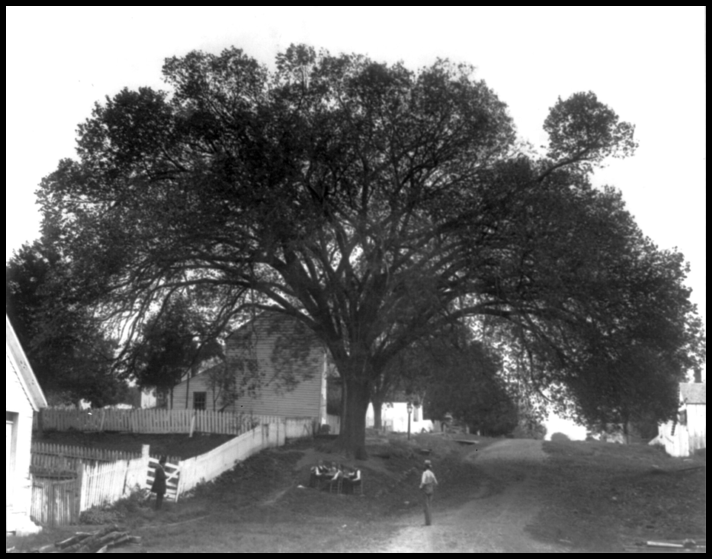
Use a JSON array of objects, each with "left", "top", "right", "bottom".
[
  {"left": 32, "top": 442, "right": 141, "bottom": 462},
  {"left": 31, "top": 477, "right": 81, "bottom": 527}
]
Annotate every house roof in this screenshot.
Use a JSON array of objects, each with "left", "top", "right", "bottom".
[
  {"left": 6, "top": 314, "right": 48, "bottom": 411},
  {"left": 680, "top": 383, "right": 706, "bottom": 405},
  {"left": 176, "top": 363, "right": 225, "bottom": 386},
  {"left": 226, "top": 310, "right": 297, "bottom": 340}
]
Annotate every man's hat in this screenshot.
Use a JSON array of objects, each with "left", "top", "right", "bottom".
[{"left": 424, "top": 460, "right": 432, "bottom": 466}]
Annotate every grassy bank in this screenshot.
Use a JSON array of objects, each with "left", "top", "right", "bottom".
[{"left": 531, "top": 440, "right": 706, "bottom": 552}]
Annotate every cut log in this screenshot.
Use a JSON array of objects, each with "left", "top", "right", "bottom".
[
  {"left": 67, "top": 526, "right": 120, "bottom": 554},
  {"left": 55, "top": 533, "right": 92, "bottom": 549},
  {"left": 80, "top": 531, "right": 128, "bottom": 553},
  {"left": 106, "top": 535, "right": 133, "bottom": 549}
]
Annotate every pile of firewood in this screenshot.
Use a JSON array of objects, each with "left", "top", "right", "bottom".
[{"left": 7, "top": 525, "right": 140, "bottom": 553}]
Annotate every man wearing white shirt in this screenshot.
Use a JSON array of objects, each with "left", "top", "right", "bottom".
[{"left": 419, "top": 460, "right": 438, "bottom": 526}]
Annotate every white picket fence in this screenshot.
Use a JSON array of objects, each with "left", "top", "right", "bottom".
[
  {"left": 31, "top": 416, "right": 317, "bottom": 523},
  {"left": 33, "top": 408, "right": 279, "bottom": 435},
  {"left": 80, "top": 455, "right": 149, "bottom": 511},
  {"left": 176, "top": 417, "right": 315, "bottom": 497}
]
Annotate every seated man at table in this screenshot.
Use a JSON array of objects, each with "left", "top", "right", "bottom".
[
  {"left": 343, "top": 467, "right": 361, "bottom": 495},
  {"left": 309, "top": 460, "right": 330, "bottom": 488},
  {"left": 325, "top": 463, "right": 343, "bottom": 492}
]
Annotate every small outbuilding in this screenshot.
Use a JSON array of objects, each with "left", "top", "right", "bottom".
[
  {"left": 654, "top": 382, "right": 706, "bottom": 457},
  {"left": 6, "top": 315, "right": 47, "bottom": 534}
]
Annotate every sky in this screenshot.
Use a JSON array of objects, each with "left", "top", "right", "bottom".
[{"left": 6, "top": 7, "right": 706, "bottom": 437}]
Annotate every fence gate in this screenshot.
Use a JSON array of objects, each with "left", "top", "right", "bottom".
[
  {"left": 31, "top": 476, "right": 81, "bottom": 527},
  {"left": 147, "top": 457, "right": 180, "bottom": 502}
]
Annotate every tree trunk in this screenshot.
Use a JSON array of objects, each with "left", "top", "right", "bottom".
[
  {"left": 185, "top": 375, "right": 191, "bottom": 410},
  {"left": 373, "top": 398, "right": 383, "bottom": 431},
  {"left": 336, "top": 376, "right": 371, "bottom": 460}
]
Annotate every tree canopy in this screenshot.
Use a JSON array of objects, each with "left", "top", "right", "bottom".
[
  {"left": 35, "top": 44, "right": 705, "bottom": 456},
  {"left": 386, "top": 324, "right": 520, "bottom": 437},
  {"left": 6, "top": 240, "right": 128, "bottom": 407},
  {"left": 125, "top": 295, "right": 223, "bottom": 405}
]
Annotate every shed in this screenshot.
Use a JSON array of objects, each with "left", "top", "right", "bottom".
[
  {"left": 654, "top": 382, "right": 706, "bottom": 457},
  {"left": 171, "top": 312, "right": 328, "bottom": 421},
  {"left": 6, "top": 315, "right": 47, "bottom": 534}
]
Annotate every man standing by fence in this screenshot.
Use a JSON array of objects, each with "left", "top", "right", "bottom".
[
  {"left": 151, "top": 456, "right": 167, "bottom": 510},
  {"left": 419, "top": 460, "right": 438, "bottom": 526}
]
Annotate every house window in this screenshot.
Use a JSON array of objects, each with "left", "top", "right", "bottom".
[
  {"left": 413, "top": 405, "right": 420, "bottom": 422},
  {"left": 193, "top": 392, "right": 207, "bottom": 410}
]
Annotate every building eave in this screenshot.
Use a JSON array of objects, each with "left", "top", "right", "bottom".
[{"left": 6, "top": 315, "right": 48, "bottom": 411}]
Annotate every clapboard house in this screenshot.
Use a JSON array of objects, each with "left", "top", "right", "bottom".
[
  {"left": 171, "top": 312, "right": 328, "bottom": 421},
  {"left": 6, "top": 315, "right": 47, "bottom": 534}
]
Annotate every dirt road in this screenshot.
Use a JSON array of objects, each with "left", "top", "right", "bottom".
[{"left": 373, "top": 439, "right": 568, "bottom": 553}]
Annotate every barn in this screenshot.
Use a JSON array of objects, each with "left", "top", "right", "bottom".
[
  {"left": 6, "top": 315, "right": 47, "bottom": 534},
  {"left": 171, "top": 312, "right": 328, "bottom": 421}
]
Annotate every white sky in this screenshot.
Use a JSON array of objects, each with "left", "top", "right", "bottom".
[{"left": 6, "top": 8, "right": 706, "bottom": 391}]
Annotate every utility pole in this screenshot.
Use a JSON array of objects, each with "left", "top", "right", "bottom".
[{"left": 407, "top": 401, "right": 413, "bottom": 440}]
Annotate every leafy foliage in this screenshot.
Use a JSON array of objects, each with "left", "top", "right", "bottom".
[
  {"left": 35, "top": 44, "right": 705, "bottom": 454},
  {"left": 125, "top": 296, "right": 223, "bottom": 400},
  {"left": 6, "top": 240, "right": 128, "bottom": 407},
  {"left": 416, "top": 336, "right": 519, "bottom": 437}
]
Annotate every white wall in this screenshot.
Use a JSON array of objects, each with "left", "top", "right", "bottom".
[
  {"left": 687, "top": 404, "right": 706, "bottom": 453},
  {"left": 366, "top": 402, "right": 434, "bottom": 433},
  {"left": 6, "top": 350, "right": 40, "bottom": 534}
]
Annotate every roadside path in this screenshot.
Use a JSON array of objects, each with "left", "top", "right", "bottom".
[{"left": 375, "top": 439, "right": 568, "bottom": 553}]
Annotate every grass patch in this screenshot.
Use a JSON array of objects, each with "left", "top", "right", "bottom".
[{"left": 531, "top": 440, "right": 706, "bottom": 552}]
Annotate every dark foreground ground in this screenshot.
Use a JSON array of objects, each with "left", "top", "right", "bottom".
[{"left": 8, "top": 432, "right": 706, "bottom": 553}]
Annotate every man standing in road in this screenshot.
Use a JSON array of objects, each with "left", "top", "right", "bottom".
[{"left": 420, "top": 460, "right": 438, "bottom": 526}]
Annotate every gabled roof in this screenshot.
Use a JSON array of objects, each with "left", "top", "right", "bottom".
[
  {"left": 680, "top": 382, "right": 706, "bottom": 405},
  {"left": 6, "top": 315, "right": 48, "bottom": 411},
  {"left": 226, "top": 310, "right": 306, "bottom": 340}
]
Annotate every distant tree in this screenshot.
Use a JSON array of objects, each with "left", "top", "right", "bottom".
[
  {"left": 6, "top": 240, "right": 128, "bottom": 407},
  {"left": 408, "top": 330, "right": 519, "bottom": 437},
  {"left": 125, "top": 296, "right": 223, "bottom": 407},
  {"left": 36, "top": 45, "right": 704, "bottom": 457}
]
